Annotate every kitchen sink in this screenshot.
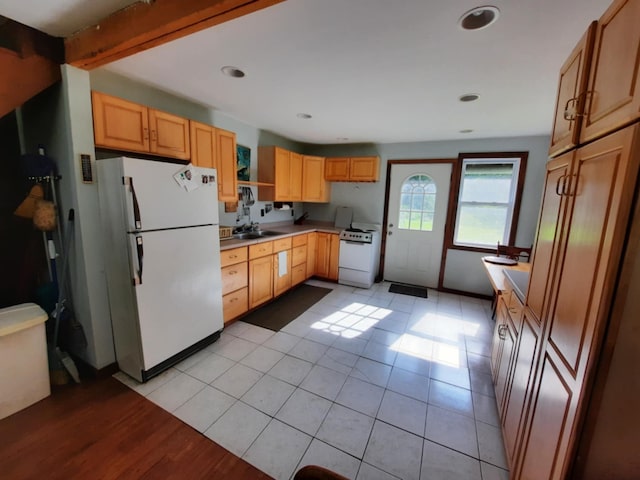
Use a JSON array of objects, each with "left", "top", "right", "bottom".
[{"left": 232, "top": 230, "right": 285, "bottom": 240}]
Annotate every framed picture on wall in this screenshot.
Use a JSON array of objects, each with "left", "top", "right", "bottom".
[{"left": 237, "top": 145, "right": 250, "bottom": 181}]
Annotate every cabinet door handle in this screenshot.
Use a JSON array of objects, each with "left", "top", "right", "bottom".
[
  {"left": 151, "top": 130, "right": 157, "bottom": 141},
  {"left": 563, "top": 97, "right": 578, "bottom": 121},
  {"left": 498, "top": 324, "right": 507, "bottom": 340},
  {"left": 565, "top": 174, "right": 578, "bottom": 197},
  {"left": 556, "top": 174, "right": 567, "bottom": 196},
  {"left": 229, "top": 270, "right": 237, "bottom": 275},
  {"left": 143, "top": 128, "right": 149, "bottom": 140}
]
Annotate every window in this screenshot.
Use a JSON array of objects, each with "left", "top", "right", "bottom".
[
  {"left": 398, "top": 174, "right": 436, "bottom": 231},
  {"left": 452, "top": 153, "right": 527, "bottom": 249}
]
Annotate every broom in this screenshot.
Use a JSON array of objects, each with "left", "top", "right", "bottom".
[{"left": 50, "top": 209, "right": 80, "bottom": 383}]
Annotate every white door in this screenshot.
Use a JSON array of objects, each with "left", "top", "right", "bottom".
[{"left": 383, "top": 163, "right": 452, "bottom": 288}]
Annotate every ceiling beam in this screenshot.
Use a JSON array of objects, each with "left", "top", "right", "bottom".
[{"left": 65, "top": 0, "right": 286, "bottom": 70}]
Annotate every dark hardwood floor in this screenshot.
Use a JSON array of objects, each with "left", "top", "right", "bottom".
[{"left": 0, "top": 376, "right": 272, "bottom": 479}]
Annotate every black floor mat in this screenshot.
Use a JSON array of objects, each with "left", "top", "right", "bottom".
[
  {"left": 389, "top": 283, "right": 428, "bottom": 298},
  {"left": 239, "top": 284, "right": 332, "bottom": 331}
]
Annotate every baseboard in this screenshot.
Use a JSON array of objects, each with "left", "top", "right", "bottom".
[
  {"left": 438, "top": 287, "right": 492, "bottom": 301},
  {"left": 71, "top": 355, "right": 119, "bottom": 379}
]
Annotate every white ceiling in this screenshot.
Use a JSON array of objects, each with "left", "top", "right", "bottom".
[{"left": 2, "top": 0, "right": 612, "bottom": 144}]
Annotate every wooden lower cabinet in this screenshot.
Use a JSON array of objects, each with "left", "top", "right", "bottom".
[
  {"left": 315, "top": 232, "right": 339, "bottom": 280},
  {"left": 492, "top": 298, "right": 517, "bottom": 414},
  {"left": 306, "top": 232, "right": 317, "bottom": 278},
  {"left": 249, "top": 254, "right": 273, "bottom": 309},
  {"left": 223, "top": 287, "right": 248, "bottom": 323},
  {"left": 273, "top": 237, "right": 292, "bottom": 297},
  {"left": 501, "top": 309, "right": 541, "bottom": 467},
  {"left": 291, "top": 238, "right": 307, "bottom": 287},
  {"left": 249, "top": 241, "right": 274, "bottom": 309},
  {"left": 220, "top": 247, "right": 249, "bottom": 324}
]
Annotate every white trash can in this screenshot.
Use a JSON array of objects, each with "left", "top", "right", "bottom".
[{"left": 0, "top": 303, "right": 50, "bottom": 420}]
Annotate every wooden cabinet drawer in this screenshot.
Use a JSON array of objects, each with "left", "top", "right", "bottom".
[
  {"left": 292, "top": 263, "right": 306, "bottom": 286},
  {"left": 507, "top": 291, "right": 524, "bottom": 325},
  {"left": 292, "top": 234, "right": 307, "bottom": 247},
  {"left": 273, "top": 237, "right": 292, "bottom": 253},
  {"left": 220, "top": 247, "right": 248, "bottom": 267},
  {"left": 249, "top": 241, "right": 273, "bottom": 259},
  {"left": 291, "top": 245, "right": 307, "bottom": 266},
  {"left": 221, "top": 263, "right": 248, "bottom": 295},
  {"left": 223, "top": 287, "right": 248, "bottom": 323}
]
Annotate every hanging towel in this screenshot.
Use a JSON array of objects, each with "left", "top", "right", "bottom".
[{"left": 278, "top": 251, "right": 288, "bottom": 277}]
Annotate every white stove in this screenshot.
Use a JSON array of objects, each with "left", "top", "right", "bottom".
[{"left": 338, "top": 223, "right": 381, "bottom": 289}]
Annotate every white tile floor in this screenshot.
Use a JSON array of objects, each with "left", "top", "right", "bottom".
[{"left": 114, "top": 280, "right": 509, "bottom": 480}]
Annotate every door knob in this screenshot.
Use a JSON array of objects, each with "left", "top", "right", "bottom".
[
  {"left": 389, "top": 223, "right": 394, "bottom": 228},
  {"left": 388, "top": 231, "right": 393, "bottom": 235}
]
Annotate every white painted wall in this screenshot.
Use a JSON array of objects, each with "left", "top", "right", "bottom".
[
  {"left": 304, "top": 136, "right": 549, "bottom": 295},
  {"left": 20, "top": 66, "right": 116, "bottom": 368}
]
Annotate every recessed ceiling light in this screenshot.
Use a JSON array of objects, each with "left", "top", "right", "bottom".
[
  {"left": 460, "top": 129, "right": 474, "bottom": 134},
  {"left": 296, "top": 113, "right": 312, "bottom": 119},
  {"left": 459, "top": 6, "right": 500, "bottom": 31},
  {"left": 221, "top": 66, "right": 245, "bottom": 78},
  {"left": 459, "top": 93, "right": 480, "bottom": 102}
]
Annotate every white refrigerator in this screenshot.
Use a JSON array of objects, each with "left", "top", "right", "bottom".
[{"left": 97, "top": 157, "right": 223, "bottom": 382}]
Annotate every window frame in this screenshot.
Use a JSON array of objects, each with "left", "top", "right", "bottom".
[
  {"left": 445, "top": 151, "right": 528, "bottom": 254},
  {"left": 398, "top": 174, "right": 437, "bottom": 232}
]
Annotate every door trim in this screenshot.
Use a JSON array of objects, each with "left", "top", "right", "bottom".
[{"left": 379, "top": 159, "right": 457, "bottom": 288}]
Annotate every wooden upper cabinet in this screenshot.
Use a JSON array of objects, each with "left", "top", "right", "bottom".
[
  {"left": 581, "top": 0, "right": 640, "bottom": 143},
  {"left": 190, "top": 120, "right": 216, "bottom": 169},
  {"left": 258, "top": 146, "right": 303, "bottom": 201},
  {"left": 289, "top": 152, "right": 303, "bottom": 201},
  {"left": 148, "top": 109, "right": 190, "bottom": 160},
  {"left": 548, "top": 24, "right": 596, "bottom": 157},
  {"left": 92, "top": 91, "right": 149, "bottom": 153},
  {"left": 350, "top": 156, "right": 380, "bottom": 181},
  {"left": 216, "top": 128, "right": 238, "bottom": 202},
  {"left": 91, "top": 91, "right": 190, "bottom": 160},
  {"left": 273, "top": 147, "right": 291, "bottom": 200},
  {"left": 302, "top": 155, "right": 330, "bottom": 202},
  {"left": 325, "top": 157, "right": 350, "bottom": 181},
  {"left": 325, "top": 156, "right": 380, "bottom": 182}
]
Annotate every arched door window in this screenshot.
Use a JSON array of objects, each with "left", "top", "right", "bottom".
[{"left": 398, "top": 174, "right": 436, "bottom": 231}]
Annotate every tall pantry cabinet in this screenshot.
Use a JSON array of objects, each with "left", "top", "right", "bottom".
[{"left": 497, "top": 0, "right": 640, "bottom": 478}]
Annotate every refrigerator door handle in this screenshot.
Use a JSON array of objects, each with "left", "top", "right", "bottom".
[
  {"left": 123, "top": 176, "right": 142, "bottom": 230},
  {"left": 133, "top": 235, "right": 144, "bottom": 285}
]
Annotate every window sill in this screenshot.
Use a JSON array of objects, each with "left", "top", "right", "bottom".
[{"left": 449, "top": 244, "right": 496, "bottom": 254}]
